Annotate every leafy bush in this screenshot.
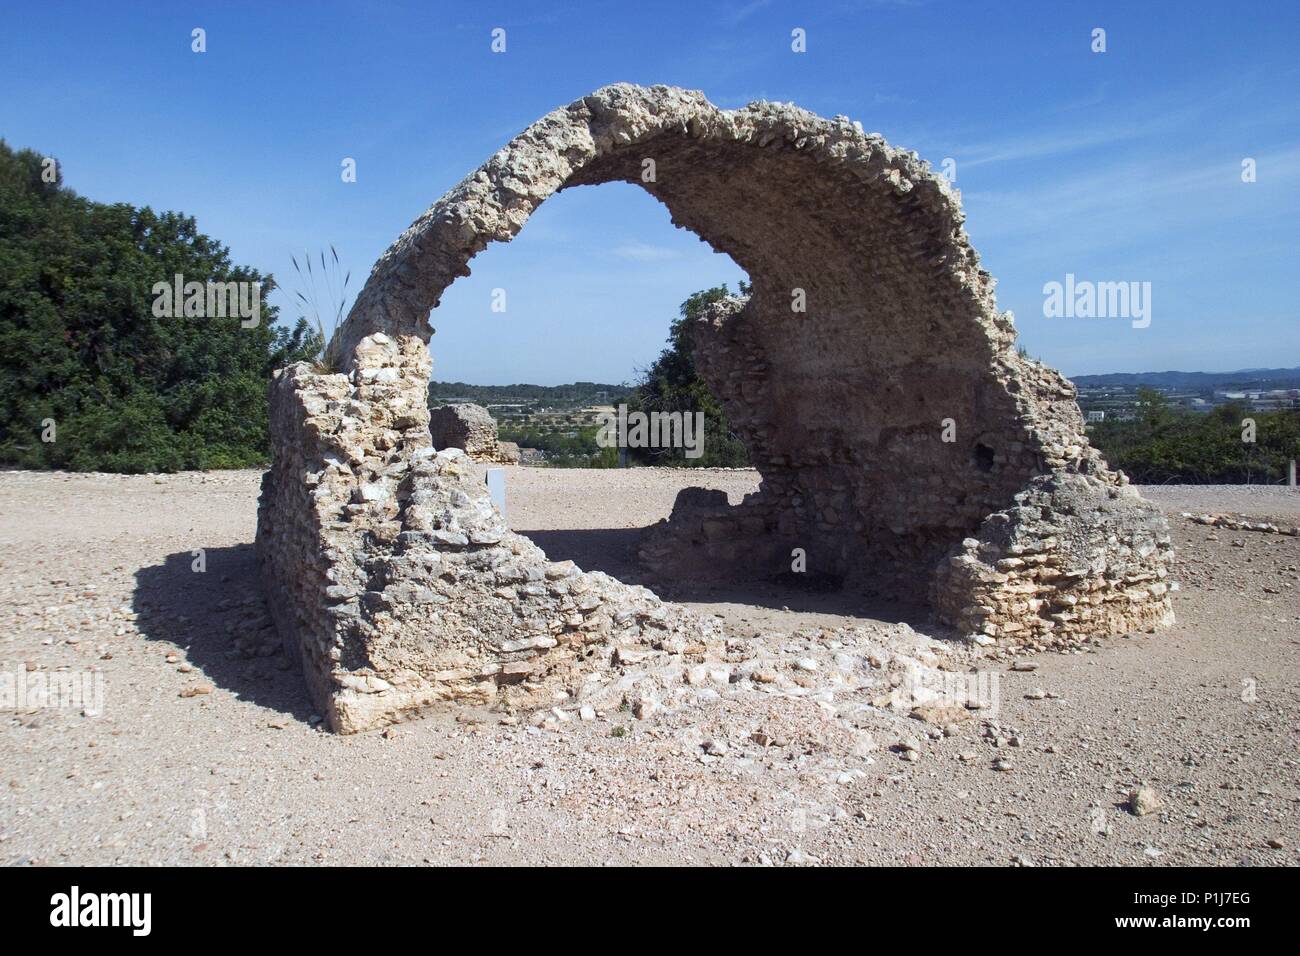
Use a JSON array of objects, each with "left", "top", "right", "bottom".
[{"left": 497, "top": 423, "right": 617, "bottom": 468}]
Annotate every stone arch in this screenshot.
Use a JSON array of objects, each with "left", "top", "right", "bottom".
[{"left": 259, "top": 85, "right": 1174, "bottom": 732}]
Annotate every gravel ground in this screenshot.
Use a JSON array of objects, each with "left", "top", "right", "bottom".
[
  {"left": 1139, "top": 483, "right": 1300, "bottom": 520},
  {"left": 0, "top": 468, "right": 1296, "bottom": 866}
]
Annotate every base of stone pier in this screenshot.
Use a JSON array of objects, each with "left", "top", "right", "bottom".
[{"left": 930, "top": 472, "right": 1176, "bottom": 649}]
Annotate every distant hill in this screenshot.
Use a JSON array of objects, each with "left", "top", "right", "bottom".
[
  {"left": 428, "top": 381, "right": 634, "bottom": 407},
  {"left": 1070, "top": 367, "right": 1300, "bottom": 389}
]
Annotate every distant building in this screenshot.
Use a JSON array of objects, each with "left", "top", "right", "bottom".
[{"left": 1086, "top": 410, "right": 1105, "bottom": 423}]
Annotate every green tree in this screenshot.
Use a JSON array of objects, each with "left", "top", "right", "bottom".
[
  {"left": 1134, "top": 387, "right": 1173, "bottom": 429},
  {"left": 629, "top": 284, "right": 751, "bottom": 468},
  {"left": 0, "top": 140, "right": 318, "bottom": 472}
]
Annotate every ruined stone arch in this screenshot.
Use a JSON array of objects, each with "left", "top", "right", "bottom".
[{"left": 259, "top": 84, "right": 1174, "bottom": 732}]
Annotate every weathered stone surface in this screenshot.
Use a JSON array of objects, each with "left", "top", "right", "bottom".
[
  {"left": 429, "top": 402, "right": 512, "bottom": 463},
  {"left": 260, "top": 83, "right": 1175, "bottom": 731}
]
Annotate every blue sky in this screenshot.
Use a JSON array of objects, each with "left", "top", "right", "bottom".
[{"left": 2, "top": 0, "right": 1297, "bottom": 384}]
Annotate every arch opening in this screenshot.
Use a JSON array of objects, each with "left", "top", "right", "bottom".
[{"left": 427, "top": 178, "right": 749, "bottom": 389}]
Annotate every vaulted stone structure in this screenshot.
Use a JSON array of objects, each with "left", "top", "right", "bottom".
[{"left": 257, "top": 84, "right": 1174, "bottom": 732}]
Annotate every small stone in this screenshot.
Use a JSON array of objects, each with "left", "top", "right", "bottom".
[
  {"left": 1025, "top": 688, "right": 1048, "bottom": 700},
  {"left": 911, "top": 703, "right": 971, "bottom": 726},
  {"left": 614, "top": 647, "right": 649, "bottom": 666},
  {"left": 579, "top": 705, "right": 596, "bottom": 721},
  {"left": 179, "top": 683, "right": 213, "bottom": 698},
  {"left": 702, "top": 739, "right": 727, "bottom": 756},
  {"left": 1127, "top": 786, "right": 1163, "bottom": 816},
  {"left": 992, "top": 758, "right": 1014, "bottom": 772}
]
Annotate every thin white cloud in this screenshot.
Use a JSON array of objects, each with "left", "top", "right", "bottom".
[
  {"left": 720, "top": 0, "right": 774, "bottom": 27},
  {"left": 610, "top": 242, "right": 682, "bottom": 263},
  {"left": 957, "top": 105, "right": 1202, "bottom": 170},
  {"left": 940, "top": 78, "right": 1274, "bottom": 172},
  {"left": 965, "top": 144, "right": 1300, "bottom": 246}
]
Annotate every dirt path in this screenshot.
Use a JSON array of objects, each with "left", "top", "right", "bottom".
[{"left": 0, "top": 469, "right": 1295, "bottom": 866}]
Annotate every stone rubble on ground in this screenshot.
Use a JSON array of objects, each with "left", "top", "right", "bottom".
[{"left": 1180, "top": 512, "right": 1299, "bottom": 536}]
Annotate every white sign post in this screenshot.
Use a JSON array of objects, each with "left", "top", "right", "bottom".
[{"left": 486, "top": 468, "right": 506, "bottom": 518}]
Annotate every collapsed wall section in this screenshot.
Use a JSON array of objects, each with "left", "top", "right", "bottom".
[{"left": 257, "top": 333, "right": 720, "bottom": 732}]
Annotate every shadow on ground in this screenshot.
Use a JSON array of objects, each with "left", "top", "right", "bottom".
[
  {"left": 520, "top": 526, "right": 939, "bottom": 635},
  {"left": 132, "top": 543, "right": 313, "bottom": 722}
]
